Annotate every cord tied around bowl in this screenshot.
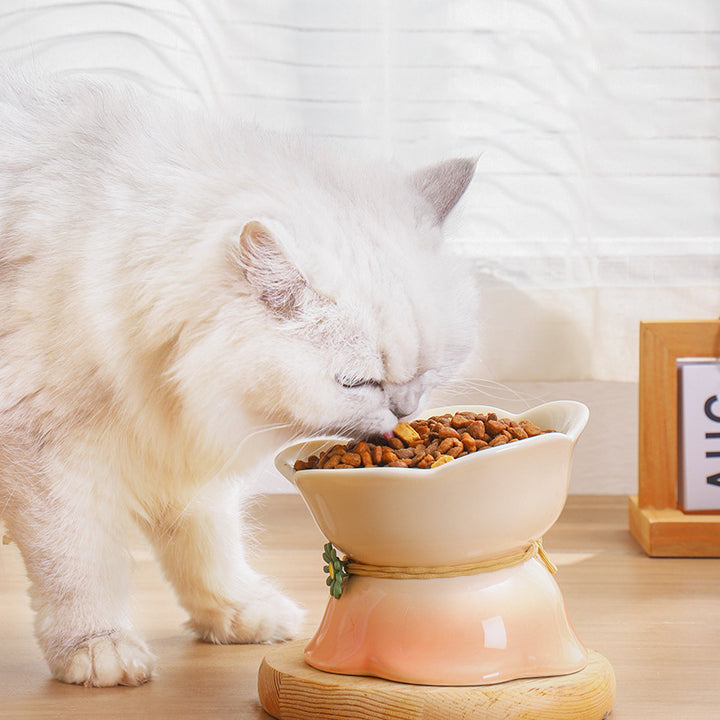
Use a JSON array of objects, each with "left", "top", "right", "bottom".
[{"left": 322, "top": 539, "right": 557, "bottom": 598}]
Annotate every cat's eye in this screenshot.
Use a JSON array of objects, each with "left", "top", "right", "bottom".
[{"left": 336, "top": 375, "right": 382, "bottom": 390}]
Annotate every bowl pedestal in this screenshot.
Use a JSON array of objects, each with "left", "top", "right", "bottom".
[
  {"left": 259, "top": 553, "right": 616, "bottom": 719},
  {"left": 303, "top": 556, "right": 587, "bottom": 686}
]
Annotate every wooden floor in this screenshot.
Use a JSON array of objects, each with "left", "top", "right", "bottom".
[{"left": 1, "top": 494, "right": 719, "bottom": 719}]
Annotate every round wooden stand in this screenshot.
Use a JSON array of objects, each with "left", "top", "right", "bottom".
[{"left": 257, "top": 640, "right": 616, "bottom": 720}]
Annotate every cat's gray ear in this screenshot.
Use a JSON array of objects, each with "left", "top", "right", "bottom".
[
  {"left": 230, "top": 220, "right": 307, "bottom": 318},
  {"left": 412, "top": 157, "right": 477, "bottom": 224}
]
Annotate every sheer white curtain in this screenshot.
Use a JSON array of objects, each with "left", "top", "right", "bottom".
[{"left": 2, "top": 0, "right": 719, "bottom": 381}]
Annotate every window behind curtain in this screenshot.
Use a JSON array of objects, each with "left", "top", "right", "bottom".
[{"left": 2, "top": 0, "right": 719, "bottom": 381}]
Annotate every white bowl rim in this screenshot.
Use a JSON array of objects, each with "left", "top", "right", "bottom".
[{"left": 274, "top": 400, "right": 589, "bottom": 485}]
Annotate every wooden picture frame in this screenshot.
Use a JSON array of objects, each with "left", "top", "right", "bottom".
[{"left": 629, "top": 319, "right": 720, "bottom": 557}]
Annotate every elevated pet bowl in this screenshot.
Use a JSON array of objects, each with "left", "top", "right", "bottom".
[{"left": 273, "top": 401, "right": 590, "bottom": 686}]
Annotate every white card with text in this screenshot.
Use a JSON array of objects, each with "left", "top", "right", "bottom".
[{"left": 678, "top": 359, "right": 720, "bottom": 511}]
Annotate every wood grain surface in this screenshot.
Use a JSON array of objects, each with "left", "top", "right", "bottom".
[
  {"left": 257, "top": 642, "right": 615, "bottom": 720},
  {"left": 1, "top": 494, "right": 719, "bottom": 719}
]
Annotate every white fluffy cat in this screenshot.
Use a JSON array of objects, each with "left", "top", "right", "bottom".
[{"left": 0, "top": 74, "right": 477, "bottom": 686}]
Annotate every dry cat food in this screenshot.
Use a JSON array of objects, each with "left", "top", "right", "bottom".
[{"left": 293, "top": 411, "right": 555, "bottom": 471}]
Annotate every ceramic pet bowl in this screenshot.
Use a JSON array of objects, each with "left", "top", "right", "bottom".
[{"left": 274, "top": 401, "right": 590, "bottom": 686}]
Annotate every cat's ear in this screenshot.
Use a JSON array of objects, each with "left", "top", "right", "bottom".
[
  {"left": 230, "top": 219, "right": 307, "bottom": 318},
  {"left": 411, "top": 157, "right": 477, "bottom": 224}
]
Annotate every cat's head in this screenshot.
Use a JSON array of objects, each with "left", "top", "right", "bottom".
[{"left": 175, "top": 152, "right": 477, "bottom": 445}]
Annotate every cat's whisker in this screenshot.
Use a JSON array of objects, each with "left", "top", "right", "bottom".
[{"left": 433, "top": 377, "right": 539, "bottom": 408}]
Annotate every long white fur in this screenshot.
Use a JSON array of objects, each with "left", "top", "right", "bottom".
[{"left": 0, "top": 73, "right": 477, "bottom": 686}]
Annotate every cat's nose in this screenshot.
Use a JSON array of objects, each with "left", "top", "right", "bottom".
[
  {"left": 386, "top": 384, "right": 421, "bottom": 419},
  {"left": 390, "top": 399, "right": 417, "bottom": 419}
]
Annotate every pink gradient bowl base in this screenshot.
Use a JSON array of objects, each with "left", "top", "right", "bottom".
[{"left": 274, "top": 401, "right": 590, "bottom": 687}]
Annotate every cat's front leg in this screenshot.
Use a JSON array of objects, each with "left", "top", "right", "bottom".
[
  {"left": 143, "top": 477, "right": 304, "bottom": 644},
  {"left": 5, "top": 461, "right": 155, "bottom": 686}
]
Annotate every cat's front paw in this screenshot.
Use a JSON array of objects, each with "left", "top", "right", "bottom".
[
  {"left": 189, "top": 586, "right": 304, "bottom": 645},
  {"left": 49, "top": 630, "right": 156, "bottom": 687}
]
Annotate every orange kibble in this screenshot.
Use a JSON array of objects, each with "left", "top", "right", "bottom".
[{"left": 294, "top": 411, "right": 555, "bottom": 470}]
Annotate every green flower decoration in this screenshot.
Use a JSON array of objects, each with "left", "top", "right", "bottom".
[{"left": 322, "top": 542, "right": 349, "bottom": 598}]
